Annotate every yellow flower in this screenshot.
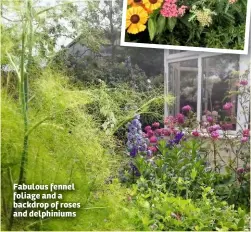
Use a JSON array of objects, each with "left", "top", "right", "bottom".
[
  {"left": 126, "top": 6, "right": 148, "bottom": 34},
  {"left": 142, "top": 0, "right": 163, "bottom": 11},
  {"left": 128, "top": 0, "right": 144, "bottom": 6}
]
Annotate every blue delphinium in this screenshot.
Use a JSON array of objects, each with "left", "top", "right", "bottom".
[
  {"left": 126, "top": 114, "right": 148, "bottom": 157},
  {"left": 168, "top": 131, "right": 184, "bottom": 146}
]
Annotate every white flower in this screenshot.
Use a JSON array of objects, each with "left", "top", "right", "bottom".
[
  {"left": 182, "top": 86, "right": 194, "bottom": 96},
  {"left": 207, "top": 75, "right": 221, "bottom": 84}
]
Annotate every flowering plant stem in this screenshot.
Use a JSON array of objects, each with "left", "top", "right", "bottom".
[{"left": 8, "top": 0, "right": 33, "bottom": 230}]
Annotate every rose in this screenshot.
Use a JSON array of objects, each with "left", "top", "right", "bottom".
[
  {"left": 192, "top": 130, "right": 200, "bottom": 137},
  {"left": 182, "top": 105, "right": 192, "bottom": 112},
  {"left": 223, "top": 102, "right": 233, "bottom": 111},
  {"left": 242, "top": 129, "right": 250, "bottom": 137},
  {"left": 176, "top": 113, "right": 185, "bottom": 124},
  {"left": 152, "top": 122, "right": 160, "bottom": 128},
  {"left": 211, "top": 130, "right": 220, "bottom": 140},
  {"left": 144, "top": 125, "right": 151, "bottom": 132},
  {"left": 241, "top": 137, "right": 249, "bottom": 143},
  {"left": 149, "top": 136, "right": 158, "bottom": 143}
]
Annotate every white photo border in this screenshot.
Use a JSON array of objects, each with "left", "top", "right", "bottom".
[{"left": 120, "top": 0, "right": 251, "bottom": 55}]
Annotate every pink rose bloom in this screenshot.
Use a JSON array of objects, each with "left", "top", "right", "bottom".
[
  {"left": 182, "top": 105, "right": 192, "bottom": 112},
  {"left": 208, "top": 124, "right": 221, "bottom": 133},
  {"left": 207, "top": 116, "right": 213, "bottom": 123},
  {"left": 148, "top": 146, "right": 157, "bottom": 152},
  {"left": 192, "top": 130, "right": 200, "bottom": 137},
  {"left": 211, "top": 130, "right": 220, "bottom": 140},
  {"left": 242, "top": 129, "right": 250, "bottom": 137},
  {"left": 162, "top": 128, "right": 171, "bottom": 136},
  {"left": 241, "top": 137, "right": 249, "bottom": 143},
  {"left": 223, "top": 102, "right": 233, "bottom": 110},
  {"left": 176, "top": 113, "right": 185, "bottom": 124},
  {"left": 149, "top": 136, "right": 158, "bottom": 143},
  {"left": 147, "top": 130, "right": 154, "bottom": 138},
  {"left": 155, "top": 128, "right": 163, "bottom": 136},
  {"left": 240, "top": 79, "right": 248, "bottom": 86},
  {"left": 152, "top": 122, "right": 160, "bottom": 128},
  {"left": 144, "top": 125, "right": 151, "bottom": 132},
  {"left": 164, "top": 116, "right": 176, "bottom": 125}
]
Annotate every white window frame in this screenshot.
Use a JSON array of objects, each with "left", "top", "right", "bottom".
[{"left": 164, "top": 50, "right": 251, "bottom": 133}]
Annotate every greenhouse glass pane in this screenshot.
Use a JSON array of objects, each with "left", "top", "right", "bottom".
[
  {"left": 169, "top": 59, "right": 198, "bottom": 115},
  {"left": 201, "top": 54, "right": 240, "bottom": 130}
]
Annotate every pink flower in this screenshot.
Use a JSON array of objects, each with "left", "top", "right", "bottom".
[
  {"left": 176, "top": 113, "right": 185, "bottom": 124},
  {"left": 160, "top": 0, "right": 187, "bottom": 18},
  {"left": 152, "top": 122, "right": 160, "bottom": 128},
  {"left": 207, "top": 116, "right": 213, "bottom": 123},
  {"left": 223, "top": 102, "right": 233, "bottom": 111},
  {"left": 192, "top": 130, "right": 200, "bottom": 137},
  {"left": 242, "top": 129, "right": 250, "bottom": 137},
  {"left": 182, "top": 105, "right": 192, "bottom": 112},
  {"left": 211, "top": 130, "right": 220, "bottom": 140},
  {"left": 162, "top": 128, "right": 172, "bottom": 136},
  {"left": 148, "top": 146, "right": 157, "bottom": 152},
  {"left": 208, "top": 124, "right": 221, "bottom": 133},
  {"left": 149, "top": 136, "right": 158, "bottom": 143},
  {"left": 144, "top": 125, "right": 152, "bottom": 132},
  {"left": 164, "top": 116, "right": 176, "bottom": 126},
  {"left": 241, "top": 137, "right": 249, "bottom": 143},
  {"left": 147, "top": 130, "right": 154, "bottom": 138},
  {"left": 155, "top": 128, "right": 163, "bottom": 136},
  {"left": 240, "top": 79, "right": 248, "bottom": 86}
]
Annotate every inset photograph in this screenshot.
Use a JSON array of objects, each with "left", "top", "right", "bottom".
[{"left": 122, "top": 0, "right": 251, "bottom": 54}]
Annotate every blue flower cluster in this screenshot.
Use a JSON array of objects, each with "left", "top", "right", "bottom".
[
  {"left": 126, "top": 115, "right": 148, "bottom": 157},
  {"left": 168, "top": 131, "right": 184, "bottom": 146}
]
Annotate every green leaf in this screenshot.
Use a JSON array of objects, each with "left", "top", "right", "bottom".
[
  {"left": 156, "top": 15, "right": 166, "bottom": 34},
  {"left": 166, "top": 17, "right": 177, "bottom": 32},
  {"left": 237, "top": 218, "right": 245, "bottom": 230},
  {"left": 148, "top": 18, "right": 156, "bottom": 41},
  {"left": 191, "top": 168, "right": 197, "bottom": 180}
]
